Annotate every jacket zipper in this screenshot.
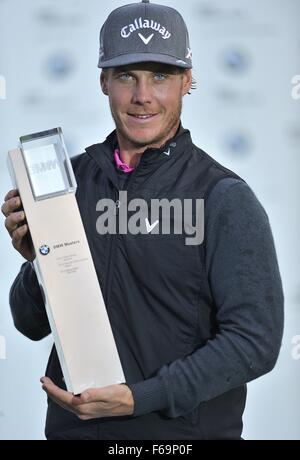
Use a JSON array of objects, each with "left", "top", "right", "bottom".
[
  {"left": 105, "top": 167, "right": 138, "bottom": 307},
  {"left": 104, "top": 188, "right": 120, "bottom": 307}
]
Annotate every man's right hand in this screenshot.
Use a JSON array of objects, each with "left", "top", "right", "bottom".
[{"left": 1, "top": 189, "right": 35, "bottom": 262}]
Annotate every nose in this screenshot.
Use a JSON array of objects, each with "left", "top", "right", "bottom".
[{"left": 132, "top": 79, "right": 152, "bottom": 105}]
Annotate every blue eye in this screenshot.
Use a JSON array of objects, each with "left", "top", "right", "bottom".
[
  {"left": 119, "top": 73, "right": 133, "bottom": 81},
  {"left": 154, "top": 73, "right": 166, "bottom": 81}
]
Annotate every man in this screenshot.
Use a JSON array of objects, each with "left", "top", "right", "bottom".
[{"left": 2, "top": 0, "right": 284, "bottom": 440}]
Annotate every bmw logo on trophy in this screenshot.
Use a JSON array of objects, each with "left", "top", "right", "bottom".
[{"left": 39, "top": 245, "right": 50, "bottom": 256}]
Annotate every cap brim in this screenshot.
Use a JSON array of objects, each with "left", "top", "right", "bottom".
[{"left": 98, "top": 53, "right": 192, "bottom": 69}]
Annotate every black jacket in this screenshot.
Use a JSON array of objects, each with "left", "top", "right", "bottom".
[{"left": 10, "top": 127, "right": 284, "bottom": 440}]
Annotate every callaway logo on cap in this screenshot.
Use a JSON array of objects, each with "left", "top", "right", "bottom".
[{"left": 98, "top": 0, "right": 192, "bottom": 69}]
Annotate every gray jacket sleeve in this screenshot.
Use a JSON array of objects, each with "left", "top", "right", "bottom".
[
  {"left": 128, "top": 178, "right": 284, "bottom": 417},
  {"left": 9, "top": 261, "right": 51, "bottom": 341}
]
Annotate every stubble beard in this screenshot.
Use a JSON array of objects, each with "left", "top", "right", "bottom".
[{"left": 110, "top": 98, "right": 183, "bottom": 150}]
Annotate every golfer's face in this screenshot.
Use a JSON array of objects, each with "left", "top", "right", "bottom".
[{"left": 101, "top": 62, "right": 191, "bottom": 149}]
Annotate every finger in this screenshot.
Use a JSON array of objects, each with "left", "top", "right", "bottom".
[
  {"left": 69, "top": 395, "right": 103, "bottom": 418},
  {"left": 80, "top": 384, "right": 124, "bottom": 404},
  {"left": 79, "top": 388, "right": 107, "bottom": 404},
  {"left": 45, "top": 391, "right": 79, "bottom": 415},
  {"left": 11, "top": 224, "right": 28, "bottom": 249},
  {"left": 4, "top": 189, "right": 18, "bottom": 202},
  {"left": 70, "top": 395, "right": 108, "bottom": 419},
  {"left": 71, "top": 391, "right": 95, "bottom": 405},
  {"left": 72, "top": 400, "right": 106, "bottom": 419},
  {"left": 40, "top": 377, "right": 92, "bottom": 418},
  {"left": 40, "top": 377, "right": 75, "bottom": 407},
  {"left": 5, "top": 211, "right": 25, "bottom": 234},
  {"left": 1, "top": 196, "right": 21, "bottom": 217}
]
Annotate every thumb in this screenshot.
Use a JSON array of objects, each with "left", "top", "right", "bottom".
[{"left": 80, "top": 391, "right": 92, "bottom": 403}]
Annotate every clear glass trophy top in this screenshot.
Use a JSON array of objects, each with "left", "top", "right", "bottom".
[{"left": 19, "top": 127, "right": 77, "bottom": 201}]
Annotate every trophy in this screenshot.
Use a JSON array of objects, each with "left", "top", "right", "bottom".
[{"left": 8, "top": 128, "right": 125, "bottom": 394}]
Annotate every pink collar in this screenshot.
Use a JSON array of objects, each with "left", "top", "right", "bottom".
[{"left": 114, "top": 149, "right": 135, "bottom": 173}]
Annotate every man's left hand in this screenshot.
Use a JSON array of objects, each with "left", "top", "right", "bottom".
[{"left": 40, "top": 377, "right": 134, "bottom": 420}]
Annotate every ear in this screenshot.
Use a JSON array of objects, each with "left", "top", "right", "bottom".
[
  {"left": 100, "top": 70, "right": 108, "bottom": 96},
  {"left": 182, "top": 69, "right": 192, "bottom": 96}
]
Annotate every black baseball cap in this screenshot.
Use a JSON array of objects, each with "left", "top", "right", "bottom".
[{"left": 98, "top": 0, "right": 192, "bottom": 69}]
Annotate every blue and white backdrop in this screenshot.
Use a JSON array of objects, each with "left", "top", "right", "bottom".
[{"left": 0, "top": 0, "right": 299, "bottom": 439}]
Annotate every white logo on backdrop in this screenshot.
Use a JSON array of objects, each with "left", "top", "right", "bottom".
[
  {"left": 0, "top": 75, "right": 6, "bottom": 100},
  {"left": 291, "top": 335, "right": 300, "bottom": 359},
  {"left": 0, "top": 335, "right": 6, "bottom": 360},
  {"left": 291, "top": 75, "right": 300, "bottom": 100}
]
